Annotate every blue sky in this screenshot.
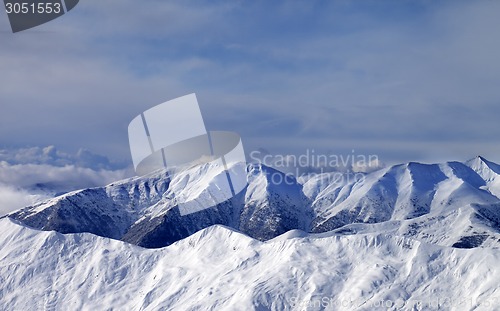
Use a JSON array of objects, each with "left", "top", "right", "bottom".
[{"left": 1, "top": 0, "right": 500, "bottom": 166}]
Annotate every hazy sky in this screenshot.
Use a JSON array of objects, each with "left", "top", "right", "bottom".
[{"left": 1, "top": 0, "right": 500, "bottom": 166}]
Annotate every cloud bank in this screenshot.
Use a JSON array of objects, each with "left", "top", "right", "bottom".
[
  {"left": 0, "top": 146, "right": 133, "bottom": 216},
  {"left": 0, "top": 185, "right": 35, "bottom": 217}
]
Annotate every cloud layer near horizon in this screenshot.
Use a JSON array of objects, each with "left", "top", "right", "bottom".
[{"left": 0, "top": 146, "right": 132, "bottom": 216}]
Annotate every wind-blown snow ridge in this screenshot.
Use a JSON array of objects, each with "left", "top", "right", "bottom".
[{"left": 0, "top": 218, "right": 498, "bottom": 310}]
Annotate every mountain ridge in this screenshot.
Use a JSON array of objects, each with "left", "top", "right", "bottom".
[
  {"left": 5, "top": 156, "right": 500, "bottom": 249},
  {"left": 0, "top": 217, "right": 498, "bottom": 310}
]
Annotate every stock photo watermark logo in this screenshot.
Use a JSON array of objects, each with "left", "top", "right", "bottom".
[
  {"left": 250, "top": 149, "right": 381, "bottom": 186},
  {"left": 3, "top": 0, "right": 79, "bottom": 33},
  {"left": 128, "top": 94, "right": 247, "bottom": 216}
]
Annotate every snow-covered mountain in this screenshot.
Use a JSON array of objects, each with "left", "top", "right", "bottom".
[
  {"left": 5, "top": 157, "right": 500, "bottom": 249},
  {"left": 308, "top": 157, "right": 500, "bottom": 248},
  {"left": 1, "top": 157, "right": 500, "bottom": 310},
  {"left": 0, "top": 218, "right": 498, "bottom": 310},
  {"left": 6, "top": 163, "right": 312, "bottom": 248}
]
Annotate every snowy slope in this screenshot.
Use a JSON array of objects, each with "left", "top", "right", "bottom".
[
  {"left": 6, "top": 171, "right": 171, "bottom": 239},
  {"left": 5, "top": 157, "right": 500, "bottom": 249},
  {"left": 122, "top": 163, "right": 311, "bottom": 247},
  {"left": 6, "top": 162, "right": 313, "bottom": 248},
  {"left": 466, "top": 156, "right": 500, "bottom": 198},
  {"left": 0, "top": 218, "right": 498, "bottom": 311},
  {"left": 309, "top": 158, "right": 500, "bottom": 248},
  {"left": 239, "top": 164, "right": 311, "bottom": 240}
]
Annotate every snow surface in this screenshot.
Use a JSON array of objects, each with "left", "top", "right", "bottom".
[{"left": 0, "top": 218, "right": 498, "bottom": 310}]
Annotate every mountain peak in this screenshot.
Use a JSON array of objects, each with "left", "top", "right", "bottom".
[
  {"left": 469, "top": 155, "right": 491, "bottom": 164},
  {"left": 177, "top": 224, "right": 258, "bottom": 251},
  {"left": 466, "top": 155, "right": 500, "bottom": 175}
]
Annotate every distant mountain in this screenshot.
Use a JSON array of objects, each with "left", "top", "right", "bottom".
[
  {"left": 0, "top": 218, "right": 498, "bottom": 310},
  {"left": 6, "top": 162, "right": 311, "bottom": 248},
  {"left": 308, "top": 157, "right": 500, "bottom": 248},
  {"left": 7, "top": 171, "right": 170, "bottom": 240},
  {"left": 6, "top": 157, "right": 500, "bottom": 249}
]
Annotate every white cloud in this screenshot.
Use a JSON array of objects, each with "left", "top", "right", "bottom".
[
  {"left": 352, "top": 158, "right": 384, "bottom": 174},
  {"left": 0, "top": 145, "right": 125, "bottom": 170},
  {"left": 0, "top": 184, "right": 36, "bottom": 216},
  {"left": 0, "top": 161, "right": 131, "bottom": 191},
  {"left": 0, "top": 146, "right": 134, "bottom": 216}
]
